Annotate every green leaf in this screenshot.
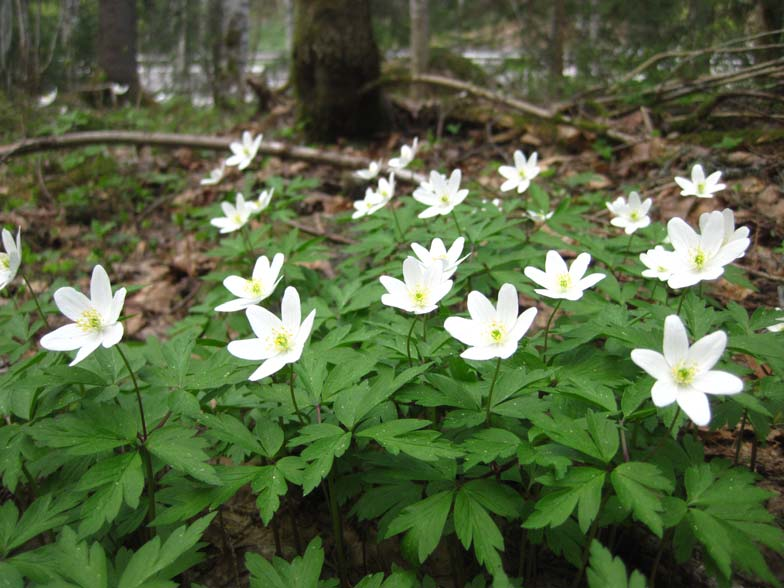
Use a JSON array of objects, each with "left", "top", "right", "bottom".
[
  {"left": 54, "top": 527, "right": 109, "bottom": 588},
  {"left": 246, "top": 537, "right": 325, "bottom": 588},
  {"left": 586, "top": 540, "right": 646, "bottom": 588},
  {"left": 290, "top": 424, "right": 352, "bottom": 495},
  {"left": 356, "top": 419, "right": 461, "bottom": 462},
  {"left": 1, "top": 494, "right": 74, "bottom": 555},
  {"left": 76, "top": 452, "right": 145, "bottom": 534},
  {"left": 586, "top": 411, "right": 619, "bottom": 464},
  {"left": 147, "top": 426, "right": 221, "bottom": 485},
  {"left": 524, "top": 468, "right": 605, "bottom": 533},
  {"left": 200, "top": 413, "right": 264, "bottom": 454},
  {"left": 0, "top": 562, "right": 23, "bottom": 588},
  {"left": 118, "top": 514, "right": 215, "bottom": 588},
  {"left": 30, "top": 407, "right": 137, "bottom": 456},
  {"left": 611, "top": 462, "right": 673, "bottom": 538},
  {"left": 454, "top": 486, "right": 504, "bottom": 573},
  {"left": 461, "top": 428, "right": 520, "bottom": 470},
  {"left": 251, "top": 466, "right": 288, "bottom": 525},
  {"left": 385, "top": 491, "right": 454, "bottom": 563}
]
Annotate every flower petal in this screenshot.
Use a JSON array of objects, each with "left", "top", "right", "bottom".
[
  {"left": 693, "top": 370, "right": 743, "bottom": 395},
  {"left": 677, "top": 389, "right": 711, "bottom": 426},
  {"left": 69, "top": 336, "right": 103, "bottom": 366},
  {"left": 496, "top": 283, "right": 519, "bottom": 326},
  {"left": 281, "top": 286, "right": 302, "bottom": 331},
  {"left": 101, "top": 323, "right": 124, "bottom": 348},
  {"left": 667, "top": 218, "right": 698, "bottom": 253},
  {"left": 508, "top": 307, "right": 537, "bottom": 342},
  {"left": 109, "top": 288, "right": 126, "bottom": 324},
  {"left": 651, "top": 379, "right": 678, "bottom": 407},
  {"left": 296, "top": 309, "right": 317, "bottom": 348},
  {"left": 90, "top": 265, "right": 114, "bottom": 317},
  {"left": 569, "top": 253, "right": 591, "bottom": 281},
  {"left": 224, "top": 275, "right": 251, "bottom": 299},
  {"left": 40, "top": 323, "right": 92, "bottom": 351},
  {"left": 524, "top": 266, "right": 549, "bottom": 289},
  {"left": 228, "top": 337, "right": 277, "bottom": 361},
  {"left": 686, "top": 330, "right": 726, "bottom": 372},
  {"left": 249, "top": 355, "right": 288, "bottom": 381},
  {"left": 663, "top": 315, "right": 689, "bottom": 365},
  {"left": 631, "top": 349, "right": 671, "bottom": 381},
  {"left": 467, "top": 290, "right": 496, "bottom": 323},
  {"left": 54, "top": 287, "right": 92, "bottom": 321},
  {"left": 461, "top": 345, "right": 499, "bottom": 361},
  {"left": 444, "top": 316, "right": 478, "bottom": 346},
  {"left": 544, "top": 250, "right": 569, "bottom": 277}
]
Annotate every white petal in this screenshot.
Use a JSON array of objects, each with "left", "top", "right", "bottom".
[
  {"left": 90, "top": 265, "right": 114, "bottom": 317},
  {"left": 569, "top": 253, "right": 591, "bottom": 281},
  {"left": 410, "top": 242, "right": 430, "bottom": 263},
  {"left": 215, "top": 298, "right": 254, "bottom": 312},
  {"left": 691, "top": 164, "right": 705, "bottom": 183},
  {"left": 101, "top": 323, "right": 124, "bottom": 348},
  {"left": 686, "top": 331, "right": 726, "bottom": 372},
  {"left": 651, "top": 379, "right": 678, "bottom": 407},
  {"left": 461, "top": 346, "right": 499, "bottom": 361},
  {"left": 693, "top": 370, "right": 743, "bottom": 395},
  {"left": 524, "top": 266, "right": 549, "bottom": 289},
  {"left": 631, "top": 349, "right": 671, "bottom": 380},
  {"left": 444, "top": 316, "right": 479, "bottom": 346},
  {"left": 249, "top": 356, "right": 288, "bottom": 381},
  {"left": 674, "top": 177, "right": 694, "bottom": 194},
  {"left": 513, "top": 150, "right": 525, "bottom": 169},
  {"left": 677, "top": 389, "right": 711, "bottom": 426},
  {"left": 296, "top": 309, "right": 317, "bottom": 348},
  {"left": 508, "top": 307, "right": 537, "bottom": 342},
  {"left": 109, "top": 288, "right": 126, "bottom": 324},
  {"left": 496, "top": 283, "right": 519, "bottom": 325},
  {"left": 228, "top": 338, "right": 277, "bottom": 361},
  {"left": 69, "top": 336, "right": 103, "bottom": 366},
  {"left": 224, "top": 275, "right": 251, "bottom": 299},
  {"left": 281, "top": 286, "right": 302, "bottom": 331},
  {"left": 467, "top": 290, "right": 496, "bottom": 323},
  {"left": 41, "top": 324, "right": 91, "bottom": 351},
  {"left": 54, "top": 287, "right": 92, "bottom": 321},
  {"left": 544, "top": 250, "right": 568, "bottom": 277},
  {"left": 246, "top": 305, "right": 283, "bottom": 339},
  {"left": 667, "top": 218, "right": 698, "bottom": 253},
  {"left": 663, "top": 315, "right": 689, "bottom": 365},
  {"left": 402, "top": 257, "right": 425, "bottom": 286},
  {"left": 577, "top": 273, "right": 605, "bottom": 291},
  {"left": 418, "top": 206, "right": 442, "bottom": 219}
]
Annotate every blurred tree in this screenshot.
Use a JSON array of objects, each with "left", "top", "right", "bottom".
[
  {"left": 98, "top": 0, "right": 139, "bottom": 98},
  {"left": 409, "top": 0, "right": 429, "bottom": 100},
  {"left": 292, "top": 0, "right": 389, "bottom": 140}
]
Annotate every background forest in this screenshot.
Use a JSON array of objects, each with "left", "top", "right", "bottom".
[{"left": 1, "top": 1, "right": 784, "bottom": 588}]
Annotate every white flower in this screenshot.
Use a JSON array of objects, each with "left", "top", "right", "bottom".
[
  {"left": 631, "top": 315, "right": 742, "bottom": 426},
  {"left": 226, "top": 131, "right": 262, "bottom": 171},
  {"left": 524, "top": 250, "right": 605, "bottom": 301},
  {"left": 210, "top": 193, "right": 252, "bottom": 233},
  {"left": 606, "top": 191, "right": 652, "bottom": 234},
  {"left": 40, "top": 265, "right": 126, "bottom": 366},
  {"left": 766, "top": 308, "right": 784, "bottom": 333},
  {"left": 37, "top": 88, "right": 57, "bottom": 108},
  {"left": 0, "top": 228, "right": 21, "bottom": 291},
  {"left": 388, "top": 138, "right": 418, "bottom": 170},
  {"left": 352, "top": 188, "right": 384, "bottom": 219},
  {"left": 380, "top": 257, "right": 453, "bottom": 315},
  {"left": 498, "top": 151, "right": 540, "bottom": 194},
  {"left": 665, "top": 213, "right": 748, "bottom": 289},
  {"left": 247, "top": 188, "right": 274, "bottom": 214},
  {"left": 110, "top": 83, "right": 129, "bottom": 96},
  {"left": 227, "top": 286, "right": 316, "bottom": 381},
  {"left": 200, "top": 162, "right": 226, "bottom": 186},
  {"left": 411, "top": 237, "right": 469, "bottom": 280},
  {"left": 640, "top": 245, "right": 677, "bottom": 281},
  {"left": 674, "top": 164, "right": 725, "bottom": 199},
  {"left": 444, "top": 284, "right": 538, "bottom": 360},
  {"left": 355, "top": 161, "right": 381, "bottom": 181},
  {"left": 215, "top": 253, "right": 284, "bottom": 312},
  {"left": 699, "top": 208, "right": 749, "bottom": 253},
  {"left": 527, "top": 209, "right": 554, "bottom": 223},
  {"left": 375, "top": 173, "right": 395, "bottom": 202},
  {"left": 412, "top": 169, "right": 469, "bottom": 219}
]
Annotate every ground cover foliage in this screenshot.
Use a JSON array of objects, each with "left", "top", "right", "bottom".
[{"left": 1, "top": 124, "right": 784, "bottom": 588}]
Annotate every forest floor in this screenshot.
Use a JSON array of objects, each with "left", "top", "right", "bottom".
[{"left": 1, "top": 96, "right": 783, "bottom": 586}]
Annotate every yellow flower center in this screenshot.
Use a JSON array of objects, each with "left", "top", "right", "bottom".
[
  {"left": 488, "top": 321, "right": 506, "bottom": 344},
  {"left": 630, "top": 211, "right": 639, "bottom": 221},
  {"left": 558, "top": 273, "right": 572, "bottom": 291},
  {"left": 697, "top": 181, "right": 705, "bottom": 194},
  {"left": 0, "top": 253, "right": 9, "bottom": 270},
  {"left": 672, "top": 362, "right": 696, "bottom": 386},
  {"left": 76, "top": 308, "right": 103, "bottom": 332},
  {"left": 692, "top": 248, "right": 706, "bottom": 270},
  {"left": 440, "top": 194, "right": 450, "bottom": 204},
  {"left": 245, "top": 278, "right": 263, "bottom": 297},
  {"left": 232, "top": 213, "right": 244, "bottom": 225},
  {"left": 410, "top": 287, "right": 429, "bottom": 308},
  {"left": 272, "top": 328, "right": 294, "bottom": 352},
  {"left": 518, "top": 169, "right": 527, "bottom": 179}
]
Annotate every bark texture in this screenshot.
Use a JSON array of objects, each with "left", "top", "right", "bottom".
[
  {"left": 97, "top": 0, "right": 139, "bottom": 97},
  {"left": 292, "top": 0, "right": 389, "bottom": 141}
]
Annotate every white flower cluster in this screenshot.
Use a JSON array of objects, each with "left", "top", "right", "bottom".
[{"left": 351, "top": 138, "right": 420, "bottom": 219}]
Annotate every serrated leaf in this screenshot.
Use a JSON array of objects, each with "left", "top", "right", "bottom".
[
  {"left": 461, "top": 428, "right": 520, "bottom": 470},
  {"left": 30, "top": 407, "right": 137, "bottom": 456},
  {"left": 147, "top": 427, "right": 221, "bottom": 485},
  {"left": 611, "top": 462, "right": 673, "bottom": 538},
  {"left": 290, "top": 424, "right": 351, "bottom": 495},
  {"left": 54, "top": 527, "right": 109, "bottom": 588},
  {"left": 454, "top": 487, "right": 503, "bottom": 572},
  {"left": 356, "top": 419, "right": 461, "bottom": 462},
  {"left": 246, "top": 537, "right": 324, "bottom": 588},
  {"left": 586, "top": 540, "right": 646, "bottom": 588},
  {"left": 200, "top": 413, "right": 263, "bottom": 454},
  {"left": 386, "top": 491, "right": 454, "bottom": 563},
  {"left": 251, "top": 466, "right": 288, "bottom": 524}
]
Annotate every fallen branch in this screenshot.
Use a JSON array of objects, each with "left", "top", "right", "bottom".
[
  {"left": 0, "top": 130, "right": 426, "bottom": 184},
  {"left": 365, "top": 73, "right": 638, "bottom": 145}
]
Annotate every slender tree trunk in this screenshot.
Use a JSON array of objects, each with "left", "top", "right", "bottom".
[
  {"left": 224, "top": 0, "right": 249, "bottom": 100},
  {"left": 292, "top": 0, "right": 389, "bottom": 140},
  {"left": 284, "top": 0, "right": 294, "bottom": 57},
  {"left": 97, "top": 0, "right": 140, "bottom": 99},
  {"left": 208, "top": 0, "right": 225, "bottom": 106},
  {"left": 757, "top": 0, "right": 784, "bottom": 60},
  {"left": 409, "top": 0, "right": 429, "bottom": 101},
  {"left": 175, "top": 0, "right": 189, "bottom": 93}
]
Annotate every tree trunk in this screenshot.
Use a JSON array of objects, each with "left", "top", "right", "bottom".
[
  {"left": 549, "top": 0, "right": 565, "bottom": 95},
  {"left": 757, "top": 0, "right": 784, "bottom": 60},
  {"left": 207, "top": 0, "right": 225, "bottom": 106},
  {"left": 224, "top": 0, "right": 249, "bottom": 100},
  {"left": 97, "top": 0, "right": 140, "bottom": 99},
  {"left": 409, "top": 0, "right": 429, "bottom": 101},
  {"left": 292, "top": 0, "right": 389, "bottom": 141}
]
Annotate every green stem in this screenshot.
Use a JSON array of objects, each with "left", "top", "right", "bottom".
[
  {"left": 390, "top": 205, "right": 405, "bottom": 242},
  {"left": 405, "top": 317, "right": 417, "bottom": 367},
  {"left": 289, "top": 364, "right": 306, "bottom": 424},
  {"left": 115, "top": 344, "right": 156, "bottom": 528},
  {"left": 485, "top": 357, "right": 502, "bottom": 425},
  {"left": 676, "top": 292, "right": 686, "bottom": 315},
  {"left": 451, "top": 209, "right": 474, "bottom": 249},
  {"left": 21, "top": 273, "right": 50, "bottom": 329},
  {"left": 543, "top": 299, "right": 563, "bottom": 359},
  {"left": 327, "top": 472, "right": 348, "bottom": 588},
  {"left": 240, "top": 224, "right": 255, "bottom": 258},
  {"left": 619, "top": 232, "right": 635, "bottom": 269},
  {"left": 650, "top": 280, "right": 660, "bottom": 302},
  {"left": 421, "top": 313, "right": 428, "bottom": 343}
]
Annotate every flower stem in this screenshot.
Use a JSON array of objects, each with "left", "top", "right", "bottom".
[
  {"left": 116, "top": 344, "right": 156, "bottom": 529},
  {"left": 327, "top": 471, "right": 349, "bottom": 588},
  {"left": 543, "top": 299, "right": 563, "bottom": 359},
  {"left": 406, "top": 317, "right": 417, "bottom": 367},
  {"left": 240, "top": 224, "right": 255, "bottom": 258},
  {"left": 421, "top": 313, "right": 428, "bottom": 343},
  {"left": 485, "top": 357, "right": 502, "bottom": 425},
  {"left": 289, "top": 364, "right": 306, "bottom": 424},
  {"left": 390, "top": 206, "right": 405, "bottom": 242},
  {"left": 676, "top": 292, "right": 686, "bottom": 315},
  {"left": 450, "top": 210, "right": 474, "bottom": 249},
  {"left": 650, "top": 280, "right": 660, "bottom": 302},
  {"left": 21, "top": 273, "right": 50, "bottom": 329}
]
